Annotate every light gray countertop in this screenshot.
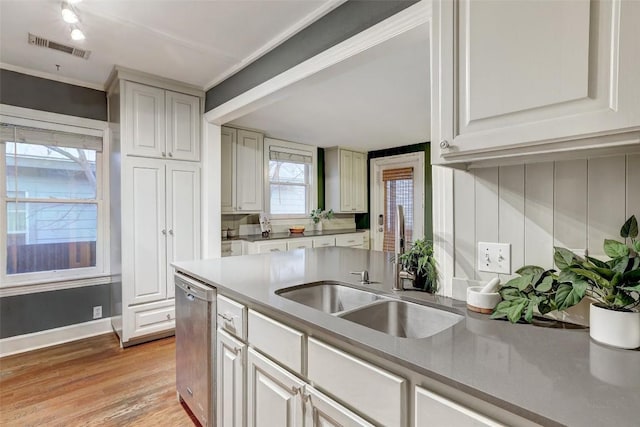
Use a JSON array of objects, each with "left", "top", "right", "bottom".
[{"left": 173, "top": 248, "right": 640, "bottom": 427}]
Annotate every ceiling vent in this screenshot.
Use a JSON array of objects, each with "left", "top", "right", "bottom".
[{"left": 28, "top": 33, "right": 91, "bottom": 60}]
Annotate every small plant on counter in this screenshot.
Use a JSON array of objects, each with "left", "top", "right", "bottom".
[
  {"left": 492, "top": 215, "right": 640, "bottom": 324},
  {"left": 398, "top": 238, "right": 438, "bottom": 293},
  {"left": 310, "top": 208, "right": 334, "bottom": 224}
]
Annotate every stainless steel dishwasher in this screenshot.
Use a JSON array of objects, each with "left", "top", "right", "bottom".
[{"left": 175, "top": 272, "right": 216, "bottom": 427}]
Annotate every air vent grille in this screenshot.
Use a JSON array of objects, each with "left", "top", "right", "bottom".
[{"left": 28, "top": 33, "right": 91, "bottom": 60}]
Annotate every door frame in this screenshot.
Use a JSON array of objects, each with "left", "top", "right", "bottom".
[{"left": 370, "top": 152, "right": 425, "bottom": 252}]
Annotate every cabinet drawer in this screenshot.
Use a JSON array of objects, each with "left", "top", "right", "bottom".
[
  {"left": 257, "top": 241, "right": 288, "bottom": 253},
  {"left": 308, "top": 338, "right": 406, "bottom": 427},
  {"left": 335, "top": 234, "right": 364, "bottom": 247},
  {"left": 130, "top": 300, "right": 175, "bottom": 338},
  {"left": 313, "top": 236, "right": 335, "bottom": 248},
  {"left": 415, "top": 386, "right": 504, "bottom": 427},
  {"left": 287, "top": 239, "right": 314, "bottom": 250},
  {"left": 248, "top": 310, "right": 304, "bottom": 374},
  {"left": 217, "top": 295, "right": 247, "bottom": 340}
]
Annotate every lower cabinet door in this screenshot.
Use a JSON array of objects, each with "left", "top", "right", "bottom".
[
  {"left": 247, "top": 348, "right": 305, "bottom": 427},
  {"left": 217, "top": 329, "right": 245, "bottom": 427},
  {"left": 414, "top": 386, "right": 503, "bottom": 427},
  {"left": 304, "top": 386, "right": 374, "bottom": 427}
]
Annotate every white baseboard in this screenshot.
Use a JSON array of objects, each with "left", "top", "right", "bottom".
[{"left": 0, "top": 317, "right": 113, "bottom": 358}]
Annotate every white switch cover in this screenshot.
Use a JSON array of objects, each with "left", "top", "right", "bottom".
[{"left": 478, "top": 242, "right": 511, "bottom": 274}]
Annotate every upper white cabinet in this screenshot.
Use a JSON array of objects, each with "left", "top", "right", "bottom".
[
  {"left": 125, "top": 81, "right": 200, "bottom": 161},
  {"left": 431, "top": 0, "right": 640, "bottom": 165},
  {"left": 221, "top": 126, "right": 264, "bottom": 213},
  {"left": 325, "top": 147, "right": 367, "bottom": 213}
]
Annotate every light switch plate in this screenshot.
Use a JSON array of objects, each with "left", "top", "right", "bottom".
[{"left": 478, "top": 242, "right": 511, "bottom": 274}]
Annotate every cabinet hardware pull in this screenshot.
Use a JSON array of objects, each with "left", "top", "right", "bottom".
[
  {"left": 218, "top": 313, "right": 233, "bottom": 322},
  {"left": 166, "top": 314, "right": 171, "bottom": 320},
  {"left": 234, "top": 347, "right": 242, "bottom": 354},
  {"left": 440, "top": 140, "right": 450, "bottom": 149},
  {"left": 162, "top": 229, "right": 167, "bottom": 235},
  {"left": 168, "top": 152, "right": 173, "bottom": 157},
  {"left": 169, "top": 230, "right": 174, "bottom": 236},
  {"left": 162, "top": 152, "right": 167, "bottom": 157}
]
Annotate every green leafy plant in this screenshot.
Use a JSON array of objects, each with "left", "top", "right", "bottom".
[
  {"left": 492, "top": 215, "right": 640, "bottom": 323},
  {"left": 398, "top": 238, "right": 438, "bottom": 293},
  {"left": 309, "top": 209, "right": 334, "bottom": 224}
]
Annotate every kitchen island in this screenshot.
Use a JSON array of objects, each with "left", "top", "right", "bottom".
[{"left": 174, "top": 247, "right": 640, "bottom": 427}]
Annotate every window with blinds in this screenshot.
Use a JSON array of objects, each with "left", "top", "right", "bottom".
[
  {"left": 1, "top": 122, "right": 103, "bottom": 278},
  {"left": 267, "top": 141, "right": 314, "bottom": 216},
  {"left": 382, "top": 167, "right": 414, "bottom": 253}
]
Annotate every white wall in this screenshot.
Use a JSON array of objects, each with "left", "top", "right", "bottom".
[{"left": 450, "top": 154, "right": 640, "bottom": 296}]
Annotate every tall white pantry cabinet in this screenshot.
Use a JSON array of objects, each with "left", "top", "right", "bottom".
[{"left": 107, "top": 68, "right": 203, "bottom": 345}]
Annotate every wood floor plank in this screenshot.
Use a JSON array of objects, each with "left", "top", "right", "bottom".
[{"left": 0, "top": 333, "right": 198, "bottom": 426}]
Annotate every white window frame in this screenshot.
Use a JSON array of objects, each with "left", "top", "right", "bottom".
[
  {"left": 264, "top": 138, "right": 317, "bottom": 219},
  {"left": 0, "top": 104, "right": 110, "bottom": 290}
]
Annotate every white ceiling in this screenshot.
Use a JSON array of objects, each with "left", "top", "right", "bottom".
[
  {"left": 230, "top": 23, "right": 430, "bottom": 151},
  {"left": 0, "top": 0, "right": 338, "bottom": 89}
]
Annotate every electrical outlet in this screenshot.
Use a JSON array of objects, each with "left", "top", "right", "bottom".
[
  {"left": 478, "top": 242, "right": 511, "bottom": 274},
  {"left": 93, "top": 305, "right": 102, "bottom": 319}
]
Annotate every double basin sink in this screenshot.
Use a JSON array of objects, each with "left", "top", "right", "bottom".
[{"left": 276, "top": 282, "right": 463, "bottom": 339}]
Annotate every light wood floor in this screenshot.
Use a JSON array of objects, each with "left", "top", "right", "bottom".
[{"left": 0, "top": 333, "right": 199, "bottom": 426}]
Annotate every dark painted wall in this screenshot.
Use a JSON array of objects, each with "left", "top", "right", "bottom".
[
  {"left": 206, "top": 0, "right": 418, "bottom": 111},
  {"left": 1, "top": 69, "right": 111, "bottom": 339},
  {"left": 355, "top": 143, "right": 433, "bottom": 240},
  {"left": 0, "top": 69, "right": 107, "bottom": 121},
  {"left": 0, "top": 285, "right": 112, "bottom": 339}
]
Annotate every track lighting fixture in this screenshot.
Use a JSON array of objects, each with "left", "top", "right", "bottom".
[
  {"left": 61, "top": 2, "right": 78, "bottom": 24},
  {"left": 70, "top": 25, "right": 85, "bottom": 41}
]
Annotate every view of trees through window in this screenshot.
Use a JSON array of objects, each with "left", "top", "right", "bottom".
[
  {"left": 5, "top": 142, "right": 98, "bottom": 275},
  {"left": 269, "top": 159, "right": 308, "bottom": 215}
]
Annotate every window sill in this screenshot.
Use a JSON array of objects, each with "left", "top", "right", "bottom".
[{"left": 0, "top": 274, "right": 112, "bottom": 297}]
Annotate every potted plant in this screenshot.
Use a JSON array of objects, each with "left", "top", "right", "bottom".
[
  {"left": 492, "top": 215, "right": 640, "bottom": 349},
  {"left": 309, "top": 208, "right": 334, "bottom": 231},
  {"left": 398, "top": 238, "right": 438, "bottom": 293}
]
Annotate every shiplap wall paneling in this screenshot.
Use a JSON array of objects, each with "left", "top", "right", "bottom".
[
  {"left": 626, "top": 154, "right": 640, "bottom": 224},
  {"left": 553, "top": 159, "right": 588, "bottom": 252},
  {"left": 498, "top": 165, "right": 525, "bottom": 279},
  {"left": 523, "top": 163, "right": 554, "bottom": 270},
  {"left": 474, "top": 168, "right": 499, "bottom": 282},
  {"left": 587, "top": 156, "right": 626, "bottom": 257},
  {"left": 453, "top": 169, "right": 476, "bottom": 279}
]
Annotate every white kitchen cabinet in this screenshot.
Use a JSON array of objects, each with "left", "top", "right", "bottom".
[
  {"left": 312, "top": 236, "right": 336, "bottom": 248},
  {"left": 217, "top": 329, "right": 246, "bottom": 427},
  {"left": 108, "top": 69, "right": 204, "bottom": 345},
  {"left": 246, "top": 240, "right": 288, "bottom": 254},
  {"left": 325, "top": 147, "right": 367, "bottom": 213},
  {"left": 304, "top": 386, "right": 374, "bottom": 427},
  {"left": 221, "top": 126, "right": 264, "bottom": 213},
  {"left": 431, "top": 0, "right": 640, "bottom": 165},
  {"left": 414, "top": 386, "right": 503, "bottom": 427},
  {"left": 335, "top": 233, "right": 364, "bottom": 248},
  {"left": 287, "top": 238, "right": 314, "bottom": 250},
  {"left": 307, "top": 337, "right": 406, "bottom": 427},
  {"left": 123, "top": 157, "right": 201, "bottom": 307},
  {"left": 247, "top": 348, "right": 305, "bottom": 427},
  {"left": 125, "top": 81, "right": 200, "bottom": 162}
]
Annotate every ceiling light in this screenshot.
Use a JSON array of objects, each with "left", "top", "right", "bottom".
[
  {"left": 70, "top": 25, "right": 85, "bottom": 41},
  {"left": 61, "top": 2, "right": 79, "bottom": 24}
]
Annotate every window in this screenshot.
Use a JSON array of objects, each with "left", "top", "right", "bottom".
[
  {"left": 382, "top": 167, "right": 414, "bottom": 253},
  {"left": 265, "top": 139, "right": 316, "bottom": 216},
  {"left": 1, "top": 120, "right": 104, "bottom": 283}
]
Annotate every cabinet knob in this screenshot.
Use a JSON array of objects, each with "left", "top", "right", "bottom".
[
  {"left": 166, "top": 314, "right": 171, "bottom": 320},
  {"left": 162, "top": 152, "right": 167, "bottom": 157},
  {"left": 168, "top": 152, "right": 173, "bottom": 157},
  {"left": 169, "top": 229, "right": 174, "bottom": 236},
  {"left": 440, "top": 140, "right": 450, "bottom": 149},
  {"left": 162, "top": 229, "right": 167, "bottom": 235}
]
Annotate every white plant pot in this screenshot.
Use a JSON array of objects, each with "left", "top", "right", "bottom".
[
  {"left": 589, "top": 303, "right": 640, "bottom": 349},
  {"left": 314, "top": 221, "right": 323, "bottom": 232}
]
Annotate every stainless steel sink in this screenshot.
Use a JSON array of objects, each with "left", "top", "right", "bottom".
[
  {"left": 276, "top": 281, "right": 384, "bottom": 314},
  {"left": 339, "top": 300, "right": 464, "bottom": 339}
]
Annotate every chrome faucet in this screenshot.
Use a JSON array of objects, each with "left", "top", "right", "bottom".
[
  {"left": 350, "top": 270, "right": 370, "bottom": 284},
  {"left": 393, "top": 205, "right": 414, "bottom": 291}
]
